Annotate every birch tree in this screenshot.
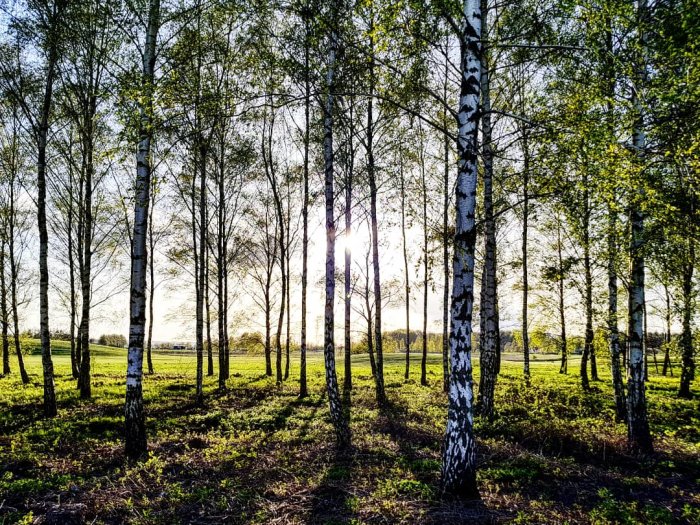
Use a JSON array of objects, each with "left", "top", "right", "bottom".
[
  {"left": 625, "top": 0, "right": 652, "bottom": 454},
  {"left": 440, "top": 0, "right": 481, "bottom": 498},
  {"left": 125, "top": 0, "right": 161, "bottom": 460},
  {"left": 322, "top": 5, "right": 350, "bottom": 447}
]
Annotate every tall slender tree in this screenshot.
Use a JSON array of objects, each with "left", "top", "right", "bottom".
[
  {"left": 625, "top": 0, "right": 653, "bottom": 455},
  {"left": 322, "top": 7, "right": 350, "bottom": 447},
  {"left": 441, "top": 0, "right": 482, "bottom": 498},
  {"left": 477, "top": 0, "right": 500, "bottom": 416},
  {"left": 125, "top": 0, "right": 160, "bottom": 460}
]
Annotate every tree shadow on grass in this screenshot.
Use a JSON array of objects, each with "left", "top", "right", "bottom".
[
  {"left": 374, "top": 398, "right": 504, "bottom": 525},
  {"left": 306, "top": 447, "right": 357, "bottom": 525}
]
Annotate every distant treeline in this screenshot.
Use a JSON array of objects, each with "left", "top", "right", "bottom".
[
  {"left": 21, "top": 331, "right": 127, "bottom": 348},
  {"left": 224, "top": 328, "right": 676, "bottom": 356}
]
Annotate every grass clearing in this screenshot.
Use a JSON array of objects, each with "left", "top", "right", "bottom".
[{"left": 1, "top": 345, "right": 698, "bottom": 524}]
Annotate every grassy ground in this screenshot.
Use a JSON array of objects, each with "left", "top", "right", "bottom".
[{"left": 1, "top": 344, "right": 698, "bottom": 524}]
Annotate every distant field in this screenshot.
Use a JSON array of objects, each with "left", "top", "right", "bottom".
[{"left": 1, "top": 341, "right": 698, "bottom": 524}]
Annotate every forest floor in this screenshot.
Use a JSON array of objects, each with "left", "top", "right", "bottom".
[{"left": 1, "top": 343, "right": 699, "bottom": 524}]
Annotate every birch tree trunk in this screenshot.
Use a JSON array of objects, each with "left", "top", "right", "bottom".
[
  {"left": 626, "top": 0, "right": 653, "bottom": 455},
  {"left": 441, "top": 0, "right": 481, "bottom": 498},
  {"left": 477, "top": 5, "right": 499, "bottom": 415},
  {"left": 323, "top": 20, "right": 350, "bottom": 447},
  {"left": 608, "top": 207, "right": 626, "bottom": 419},
  {"left": 125, "top": 0, "right": 160, "bottom": 460},
  {"left": 627, "top": 201, "right": 652, "bottom": 452}
]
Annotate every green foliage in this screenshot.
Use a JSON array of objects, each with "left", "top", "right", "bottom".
[
  {"left": 234, "top": 331, "right": 265, "bottom": 354},
  {"left": 98, "top": 333, "right": 127, "bottom": 348},
  {"left": 590, "top": 488, "right": 675, "bottom": 525}
]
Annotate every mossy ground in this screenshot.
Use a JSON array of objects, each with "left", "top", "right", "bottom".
[{"left": 1, "top": 343, "right": 698, "bottom": 524}]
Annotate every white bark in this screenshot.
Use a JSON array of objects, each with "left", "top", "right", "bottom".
[
  {"left": 125, "top": 0, "right": 160, "bottom": 460},
  {"left": 626, "top": 0, "right": 652, "bottom": 454},
  {"left": 441, "top": 0, "right": 481, "bottom": 498}
]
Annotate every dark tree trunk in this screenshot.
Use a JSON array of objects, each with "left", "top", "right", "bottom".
[
  {"left": 38, "top": 24, "right": 59, "bottom": 418},
  {"left": 195, "top": 143, "right": 206, "bottom": 406},
  {"left": 1, "top": 239, "right": 10, "bottom": 376},
  {"left": 78, "top": 94, "right": 96, "bottom": 400},
  {"left": 344, "top": 136, "right": 353, "bottom": 391},
  {"left": 367, "top": 318, "right": 376, "bottom": 377},
  {"left": 8, "top": 176, "right": 28, "bottom": 384},
  {"left": 420, "top": 132, "right": 429, "bottom": 387},
  {"left": 662, "top": 285, "right": 672, "bottom": 376},
  {"left": 522, "top": 142, "right": 530, "bottom": 384},
  {"left": 262, "top": 105, "right": 286, "bottom": 386},
  {"left": 581, "top": 230, "right": 594, "bottom": 389},
  {"left": 442, "top": 50, "right": 451, "bottom": 393},
  {"left": 367, "top": 23, "right": 386, "bottom": 405},
  {"left": 67, "top": 144, "right": 79, "bottom": 379},
  {"left": 477, "top": 7, "right": 499, "bottom": 416},
  {"left": 299, "top": 9, "right": 310, "bottom": 398},
  {"left": 285, "top": 248, "right": 291, "bottom": 381},
  {"left": 146, "top": 185, "right": 155, "bottom": 375},
  {"left": 365, "top": 250, "right": 376, "bottom": 378},
  {"left": 400, "top": 155, "right": 411, "bottom": 381},
  {"left": 323, "top": 21, "right": 350, "bottom": 447},
  {"left": 678, "top": 241, "right": 695, "bottom": 398},
  {"left": 217, "top": 138, "right": 227, "bottom": 390},
  {"left": 557, "top": 219, "right": 568, "bottom": 375},
  {"left": 206, "top": 246, "right": 214, "bottom": 377},
  {"left": 264, "top": 278, "right": 272, "bottom": 376}
]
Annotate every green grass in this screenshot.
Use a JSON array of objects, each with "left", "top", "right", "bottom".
[{"left": 0, "top": 343, "right": 698, "bottom": 524}]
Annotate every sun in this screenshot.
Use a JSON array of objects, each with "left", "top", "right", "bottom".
[{"left": 336, "top": 231, "right": 368, "bottom": 256}]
